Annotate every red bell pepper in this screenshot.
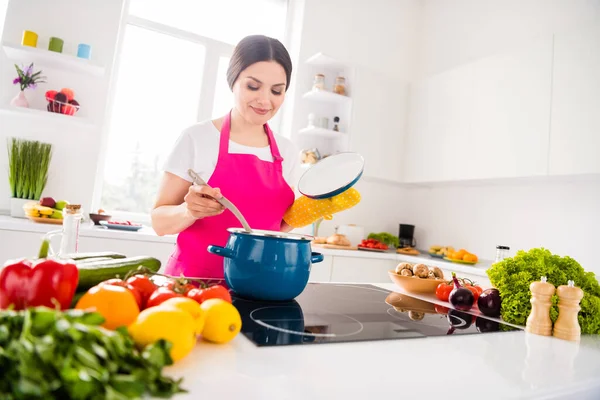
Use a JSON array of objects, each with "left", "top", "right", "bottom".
[{"left": 0, "top": 258, "right": 79, "bottom": 310}]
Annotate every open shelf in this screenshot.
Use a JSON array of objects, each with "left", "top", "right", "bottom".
[
  {"left": 302, "top": 90, "right": 351, "bottom": 105},
  {"left": 2, "top": 43, "right": 105, "bottom": 77},
  {"left": 305, "top": 52, "right": 348, "bottom": 70},
  {"left": 299, "top": 126, "right": 346, "bottom": 138},
  {"left": 0, "top": 105, "right": 98, "bottom": 130}
]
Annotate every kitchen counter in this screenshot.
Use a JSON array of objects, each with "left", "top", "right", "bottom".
[{"left": 165, "top": 281, "right": 600, "bottom": 400}]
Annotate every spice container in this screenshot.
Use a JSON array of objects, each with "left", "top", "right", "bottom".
[
  {"left": 333, "top": 77, "right": 346, "bottom": 95},
  {"left": 312, "top": 74, "right": 325, "bottom": 91},
  {"left": 333, "top": 116, "right": 340, "bottom": 132},
  {"left": 59, "top": 204, "right": 83, "bottom": 256},
  {"left": 495, "top": 245, "right": 510, "bottom": 262}
]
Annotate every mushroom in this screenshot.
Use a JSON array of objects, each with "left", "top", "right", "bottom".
[
  {"left": 408, "top": 311, "right": 425, "bottom": 321},
  {"left": 427, "top": 270, "right": 437, "bottom": 279},
  {"left": 431, "top": 266, "right": 444, "bottom": 279},
  {"left": 400, "top": 269, "right": 413, "bottom": 277},
  {"left": 395, "top": 262, "right": 412, "bottom": 274},
  {"left": 412, "top": 263, "right": 429, "bottom": 278}
]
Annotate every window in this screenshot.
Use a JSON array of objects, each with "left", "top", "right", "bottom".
[{"left": 100, "top": 0, "right": 288, "bottom": 218}]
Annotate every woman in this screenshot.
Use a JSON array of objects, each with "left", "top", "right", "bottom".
[{"left": 152, "top": 35, "right": 300, "bottom": 279}]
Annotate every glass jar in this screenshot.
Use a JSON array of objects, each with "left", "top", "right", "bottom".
[
  {"left": 59, "top": 204, "right": 83, "bottom": 257},
  {"left": 312, "top": 74, "right": 325, "bottom": 91},
  {"left": 495, "top": 245, "right": 510, "bottom": 263},
  {"left": 333, "top": 76, "right": 346, "bottom": 95}
]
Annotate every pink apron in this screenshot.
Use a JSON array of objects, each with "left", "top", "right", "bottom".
[{"left": 164, "top": 112, "right": 295, "bottom": 278}]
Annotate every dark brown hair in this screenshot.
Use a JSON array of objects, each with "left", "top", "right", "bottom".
[{"left": 227, "top": 35, "right": 292, "bottom": 91}]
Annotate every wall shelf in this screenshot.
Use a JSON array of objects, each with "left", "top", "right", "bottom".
[
  {"left": 302, "top": 90, "right": 351, "bottom": 105},
  {"left": 2, "top": 43, "right": 105, "bottom": 77},
  {"left": 0, "top": 106, "right": 98, "bottom": 130},
  {"left": 305, "top": 52, "right": 348, "bottom": 70},
  {"left": 299, "top": 126, "right": 346, "bottom": 138}
]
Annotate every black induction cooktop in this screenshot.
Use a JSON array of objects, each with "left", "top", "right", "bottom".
[{"left": 230, "top": 283, "right": 520, "bottom": 347}]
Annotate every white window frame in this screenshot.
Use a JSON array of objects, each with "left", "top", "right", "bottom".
[{"left": 93, "top": 14, "right": 236, "bottom": 224}]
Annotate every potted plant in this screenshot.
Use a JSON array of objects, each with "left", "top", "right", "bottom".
[
  {"left": 11, "top": 63, "right": 46, "bottom": 108},
  {"left": 7, "top": 138, "right": 53, "bottom": 218}
]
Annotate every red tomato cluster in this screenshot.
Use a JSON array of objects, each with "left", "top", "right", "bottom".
[
  {"left": 358, "top": 238, "right": 388, "bottom": 250},
  {"left": 101, "top": 274, "right": 232, "bottom": 311},
  {"left": 435, "top": 280, "right": 483, "bottom": 302}
]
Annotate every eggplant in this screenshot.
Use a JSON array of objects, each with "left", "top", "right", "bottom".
[
  {"left": 449, "top": 272, "right": 475, "bottom": 311},
  {"left": 478, "top": 288, "right": 502, "bottom": 317}
]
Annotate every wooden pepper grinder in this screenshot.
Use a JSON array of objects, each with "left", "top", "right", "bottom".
[
  {"left": 553, "top": 280, "right": 584, "bottom": 342},
  {"left": 526, "top": 276, "right": 555, "bottom": 336}
]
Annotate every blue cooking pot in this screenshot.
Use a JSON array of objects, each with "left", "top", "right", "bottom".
[{"left": 208, "top": 228, "right": 323, "bottom": 301}]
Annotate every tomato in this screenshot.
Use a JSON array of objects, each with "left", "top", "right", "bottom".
[
  {"left": 146, "top": 287, "right": 183, "bottom": 308},
  {"left": 166, "top": 280, "right": 195, "bottom": 295},
  {"left": 186, "top": 285, "right": 232, "bottom": 304},
  {"left": 102, "top": 278, "right": 143, "bottom": 310},
  {"left": 435, "top": 282, "right": 454, "bottom": 302},
  {"left": 126, "top": 275, "right": 157, "bottom": 308}
]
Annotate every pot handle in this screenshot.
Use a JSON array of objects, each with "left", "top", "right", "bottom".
[
  {"left": 207, "top": 245, "right": 233, "bottom": 258},
  {"left": 311, "top": 252, "right": 324, "bottom": 264}
]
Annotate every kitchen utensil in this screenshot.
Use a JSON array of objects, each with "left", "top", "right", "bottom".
[
  {"left": 188, "top": 169, "right": 252, "bottom": 233},
  {"left": 311, "top": 243, "right": 358, "bottom": 250},
  {"left": 99, "top": 220, "right": 143, "bottom": 232},
  {"left": 297, "top": 152, "right": 364, "bottom": 199},
  {"left": 525, "top": 276, "right": 555, "bottom": 336},
  {"left": 388, "top": 270, "right": 445, "bottom": 294},
  {"left": 399, "top": 224, "right": 417, "bottom": 248},
  {"left": 89, "top": 212, "right": 111, "bottom": 225},
  {"left": 208, "top": 228, "right": 323, "bottom": 301}
]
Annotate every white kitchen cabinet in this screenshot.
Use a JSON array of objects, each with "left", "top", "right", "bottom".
[
  {"left": 403, "top": 63, "right": 473, "bottom": 183},
  {"left": 309, "top": 254, "right": 333, "bottom": 282},
  {"left": 549, "top": 22, "right": 600, "bottom": 175},
  {"left": 403, "top": 37, "right": 553, "bottom": 183},
  {"left": 469, "top": 37, "right": 553, "bottom": 180},
  {"left": 329, "top": 256, "right": 397, "bottom": 283},
  {"left": 349, "top": 67, "right": 407, "bottom": 183}
]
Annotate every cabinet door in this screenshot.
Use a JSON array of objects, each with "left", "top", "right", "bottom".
[
  {"left": 309, "top": 255, "right": 332, "bottom": 282},
  {"left": 549, "top": 22, "right": 600, "bottom": 175},
  {"left": 349, "top": 68, "right": 407, "bottom": 183},
  {"left": 403, "top": 64, "right": 473, "bottom": 182},
  {"left": 469, "top": 38, "right": 553, "bottom": 179},
  {"left": 329, "top": 256, "right": 397, "bottom": 283}
]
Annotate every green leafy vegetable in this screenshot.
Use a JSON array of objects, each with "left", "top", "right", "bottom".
[
  {"left": 367, "top": 232, "right": 399, "bottom": 248},
  {"left": 487, "top": 248, "right": 600, "bottom": 334},
  {"left": 0, "top": 307, "right": 186, "bottom": 399}
]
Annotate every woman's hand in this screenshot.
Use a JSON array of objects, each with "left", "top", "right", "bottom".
[{"left": 184, "top": 184, "right": 225, "bottom": 220}]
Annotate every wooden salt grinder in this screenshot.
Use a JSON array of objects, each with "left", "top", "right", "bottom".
[
  {"left": 553, "top": 280, "right": 584, "bottom": 342},
  {"left": 525, "top": 276, "right": 555, "bottom": 336}
]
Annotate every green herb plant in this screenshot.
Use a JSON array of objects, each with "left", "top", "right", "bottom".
[
  {"left": 487, "top": 248, "right": 600, "bottom": 334},
  {"left": 7, "top": 137, "right": 52, "bottom": 200},
  {"left": 0, "top": 307, "right": 186, "bottom": 399}
]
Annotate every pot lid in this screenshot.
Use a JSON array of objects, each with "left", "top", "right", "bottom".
[
  {"left": 297, "top": 152, "right": 364, "bottom": 199},
  {"left": 227, "top": 228, "right": 314, "bottom": 241}
]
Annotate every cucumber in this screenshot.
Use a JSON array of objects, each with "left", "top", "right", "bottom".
[
  {"left": 76, "top": 257, "right": 115, "bottom": 264},
  {"left": 76, "top": 256, "right": 161, "bottom": 291},
  {"left": 66, "top": 251, "right": 127, "bottom": 261}
]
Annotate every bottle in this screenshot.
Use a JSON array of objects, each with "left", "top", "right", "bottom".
[
  {"left": 59, "top": 204, "right": 83, "bottom": 257},
  {"left": 525, "top": 276, "right": 555, "bottom": 336},
  {"left": 333, "top": 116, "right": 340, "bottom": 132},
  {"left": 312, "top": 74, "right": 325, "bottom": 91},
  {"left": 495, "top": 245, "right": 510, "bottom": 262},
  {"left": 333, "top": 76, "right": 346, "bottom": 95},
  {"left": 553, "top": 280, "right": 584, "bottom": 342}
]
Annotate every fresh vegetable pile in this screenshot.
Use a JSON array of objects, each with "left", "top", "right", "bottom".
[
  {"left": 367, "top": 232, "right": 399, "bottom": 248},
  {"left": 486, "top": 248, "right": 600, "bottom": 334},
  {"left": 0, "top": 307, "right": 184, "bottom": 399},
  {"left": 359, "top": 238, "right": 388, "bottom": 250}
]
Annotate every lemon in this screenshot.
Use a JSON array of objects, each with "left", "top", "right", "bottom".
[
  {"left": 159, "top": 297, "right": 206, "bottom": 335},
  {"left": 200, "top": 299, "right": 242, "bottom": 344},
  {"left": 128, "top": 306, "right": 196, "bottom": 362}
]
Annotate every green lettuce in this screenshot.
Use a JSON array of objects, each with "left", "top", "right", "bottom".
[{"left": 486, "top": 248, "right": 600, "bottom": 334}]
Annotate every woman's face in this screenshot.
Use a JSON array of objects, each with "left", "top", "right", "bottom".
[{"left": 232, "top": 61, "right": 287, "bottom": 126}]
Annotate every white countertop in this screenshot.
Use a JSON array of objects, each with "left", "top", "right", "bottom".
[{"left": 164, "top": 282, "right": 600, "bottom": 400}]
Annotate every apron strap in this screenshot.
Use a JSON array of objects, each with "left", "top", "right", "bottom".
[{"left": 218, "top": 110, "right": 284, "bottom": 164}]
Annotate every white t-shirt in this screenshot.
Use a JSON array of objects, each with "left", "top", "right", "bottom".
[{"left": 163, "top": 120, "right": 302, "bottom": 189}]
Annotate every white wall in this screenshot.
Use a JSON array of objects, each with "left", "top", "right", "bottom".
[
  {"left": 0, "top": 0, "right": 125, "bottom": 214},
  {"left": 283, "top": 0, "right": 421, "bottom": 238},
  {"left": 407, "top": 0, "right": 600, "bottom": 274}
]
